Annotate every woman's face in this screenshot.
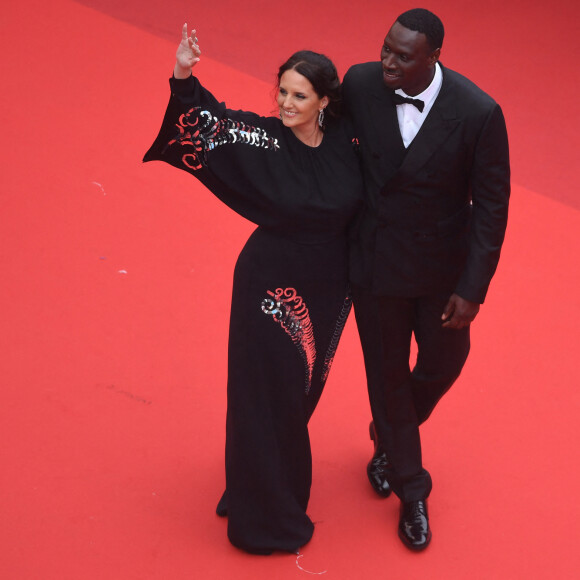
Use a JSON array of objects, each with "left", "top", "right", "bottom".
[{"left": 277, "top": 69, "right": 328, "bottom": 133}]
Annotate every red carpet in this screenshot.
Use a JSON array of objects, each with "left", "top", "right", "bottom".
[{"left": 1, "top": 1, "right": 579, "bottom": 578}]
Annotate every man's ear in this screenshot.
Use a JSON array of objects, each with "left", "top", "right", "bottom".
[{"left": 430, "top": 48, "right": 441, "bottom": 65}]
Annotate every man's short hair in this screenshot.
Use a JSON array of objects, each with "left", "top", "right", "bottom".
[{"left": 397, "top": 8, "right": 444, "bottom": 51}]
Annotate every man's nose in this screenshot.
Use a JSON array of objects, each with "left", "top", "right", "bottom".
[{"left": 382, "top": 53, "right": 395, "bottom": 68}]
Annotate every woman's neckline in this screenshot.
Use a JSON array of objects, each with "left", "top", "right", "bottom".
[{"left": 286, "top": 125, "right": 326, "bottom": 149}]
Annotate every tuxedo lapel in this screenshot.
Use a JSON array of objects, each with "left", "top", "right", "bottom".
[
  {"left": 398, "top": 69, "right": 460, "bottom": 176},
  {"left": 368, "top": 86, "right": 406, "bottom": 176},
  {"left": 370, "top": 89, "right": 403, "bottom": 148}
]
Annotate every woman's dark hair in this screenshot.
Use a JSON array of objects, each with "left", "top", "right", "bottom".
[{"left": 276, "top": 50, "right": 342, "bottom": 122}]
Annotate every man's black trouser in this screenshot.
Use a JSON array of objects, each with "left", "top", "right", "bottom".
[{"left": 352, "top": 284, "right": 471, "bottom": 502}]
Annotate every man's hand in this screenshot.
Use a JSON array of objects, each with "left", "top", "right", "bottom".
[
  {"left": 174, "top": 23, "right": 201, "bottom": 79},
  {"left": 441, "top": 294, "right": 480, "bottom": 329}
]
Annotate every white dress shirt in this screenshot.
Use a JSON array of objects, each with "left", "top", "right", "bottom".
[{"left": 395, "top": 62, "right": 443, "bottom": 148}]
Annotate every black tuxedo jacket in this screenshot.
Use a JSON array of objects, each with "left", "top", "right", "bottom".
[{"left": 343, "top": 62, "right": 510, "bottom": 303}]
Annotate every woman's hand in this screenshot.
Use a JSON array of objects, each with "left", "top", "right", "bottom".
[{"left": 174, "top": 23, "right": 201, "bottom": 79}]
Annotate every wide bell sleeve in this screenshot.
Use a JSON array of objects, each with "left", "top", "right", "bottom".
[{"left": 143, "top": 75, "right": 284, "bottom": 225}]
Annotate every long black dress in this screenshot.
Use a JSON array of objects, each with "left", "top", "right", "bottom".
[{"left": 144, "top": 75, "right": 363, "bottom": 554}]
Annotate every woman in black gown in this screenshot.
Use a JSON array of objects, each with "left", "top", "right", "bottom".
[{"left": 144, "top": 24, "right": 363, "bottom": 554}]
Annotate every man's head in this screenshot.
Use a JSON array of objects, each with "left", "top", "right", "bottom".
[{"left": 380, "top": 9, "right": 444, "bottom": 96}]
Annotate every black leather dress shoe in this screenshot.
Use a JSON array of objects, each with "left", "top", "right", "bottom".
[
  {"left": 367, "top": 421, "right": 391, "bottom": 497},
  {"left": 398, "top": 499, "right": 432, "bottom": 551}
]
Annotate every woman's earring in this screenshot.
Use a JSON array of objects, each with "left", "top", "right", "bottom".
[{"left": 318, "top": 108, "right": 325, "bottom": 128}]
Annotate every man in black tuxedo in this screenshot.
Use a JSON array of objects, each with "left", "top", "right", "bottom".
[{"left": 342, "top": 8, "right": 510, "bottom": 550}]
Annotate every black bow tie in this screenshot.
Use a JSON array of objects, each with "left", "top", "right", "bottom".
[{"left": 391, "top": 93, "right": 425, "bottom": 112}]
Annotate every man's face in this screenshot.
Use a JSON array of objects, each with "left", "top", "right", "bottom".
[{"left": 380, "top": 21, "right": 440, "bottom": 96}]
